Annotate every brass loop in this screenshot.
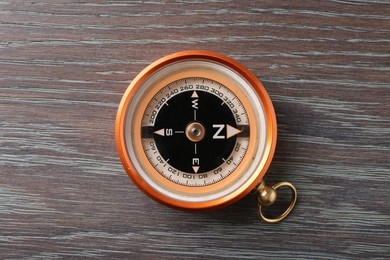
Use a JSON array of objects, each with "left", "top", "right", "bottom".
[{"left": 257, "top": 182, "right": 297, "bottom": 223}]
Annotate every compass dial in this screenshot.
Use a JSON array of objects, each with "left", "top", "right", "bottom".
[
  {"left": 141, "top": 77, "right": 249, "bottom": 186},
  {"left": 116, "top": 51, "right": 277, "bottom": 210}
]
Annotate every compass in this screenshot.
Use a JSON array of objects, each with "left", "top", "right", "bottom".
[{"left": 116, "top": 50, "right": 297, "bottom": 222}]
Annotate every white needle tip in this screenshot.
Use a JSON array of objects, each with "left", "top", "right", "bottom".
[
  {"left": 154, "top": 129, "right": 165, "bottom": 136},
  {"left": 226, "top": 124, "right": 242, "bottom": 139}
]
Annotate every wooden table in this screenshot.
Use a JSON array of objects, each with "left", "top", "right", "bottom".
[{"left": 1, "top": 1, "right": 389, "bottom": 259}]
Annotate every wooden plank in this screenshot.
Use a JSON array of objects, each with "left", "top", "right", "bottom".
[{"left": 0, "top": 0, "right": 389, "bottom": 258}]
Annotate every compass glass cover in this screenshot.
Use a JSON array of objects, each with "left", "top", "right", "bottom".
[{"left": 116, "top": 52, "right": 276, "bottom": 210}]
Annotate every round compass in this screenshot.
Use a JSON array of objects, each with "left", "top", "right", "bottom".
[{"left": 116, "top": 50, "right": 278, "bottom": 211}]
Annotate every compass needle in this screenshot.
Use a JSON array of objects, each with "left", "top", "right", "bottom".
[
  {"left": 226, "top": 124, "right": 242, "bottom": 139},
  {"left": 116, "top": 51, "right": 296, "bottom": 221},
  {"left": 154, "top": 128, "right": 165, "bottom": 136}
]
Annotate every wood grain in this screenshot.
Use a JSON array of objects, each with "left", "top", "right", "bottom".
[{"left": 1, "top": 0, "right": 389, "bottom": 259}]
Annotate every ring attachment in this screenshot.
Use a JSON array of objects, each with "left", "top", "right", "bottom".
[{"left": 255, "top": 181, "right": 297, "bottom": 223}]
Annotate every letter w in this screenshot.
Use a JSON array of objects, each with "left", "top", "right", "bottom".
[{"left": 192, "top": 99, "right": 199, "bottom": 109}]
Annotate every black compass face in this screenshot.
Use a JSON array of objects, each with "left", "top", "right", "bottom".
[
  {"left": 141, "top": 77, "right": 250, "bottom": 187},
  {"left": 153, "top": 90, "right": 237, "bottom": 173}
]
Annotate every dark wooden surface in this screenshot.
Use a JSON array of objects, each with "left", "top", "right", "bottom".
[{"left": 1, "top": 1, "right": 389, "bottom": 259}]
